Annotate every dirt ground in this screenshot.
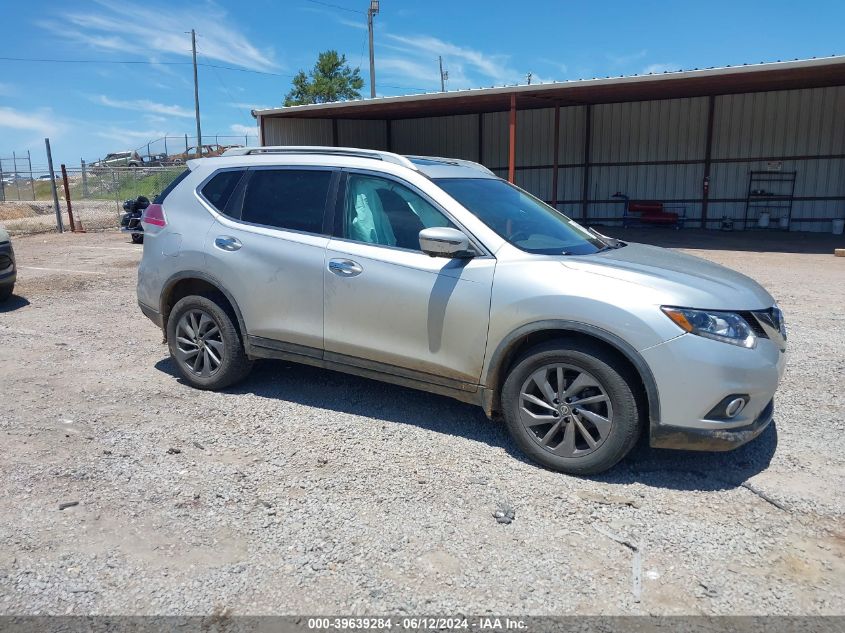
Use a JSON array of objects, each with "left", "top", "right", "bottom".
[{"left": 0, "top": 228, "right": 843, "bottom": 616}]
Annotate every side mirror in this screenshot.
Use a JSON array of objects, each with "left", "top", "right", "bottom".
[{"left": 418, "top": 227, "right": 474, "bottom": 258}]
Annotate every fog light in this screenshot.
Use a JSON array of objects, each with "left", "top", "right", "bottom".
[{"left": 725, "top": 398, "right": 746, "bottom": 418}]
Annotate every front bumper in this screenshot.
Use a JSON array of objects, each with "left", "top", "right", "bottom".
[{"left": 642, "top": 332, "right": 785, "bottom": 451}]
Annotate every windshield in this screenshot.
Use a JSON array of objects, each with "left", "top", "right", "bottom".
[{"left": 434, "top": 178, "right": 605, "bottom": 255}]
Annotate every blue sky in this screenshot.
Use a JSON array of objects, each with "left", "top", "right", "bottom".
[{"left": 1, "top": 0, "right": 843, "bottom": 168}]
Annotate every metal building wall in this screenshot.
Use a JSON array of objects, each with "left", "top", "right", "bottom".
[
  {"left": 709, "top": 86, "right": 845, "bottom": 232},
  {"left": 261, "top": 84, "right": 845, "bottom": 232}
]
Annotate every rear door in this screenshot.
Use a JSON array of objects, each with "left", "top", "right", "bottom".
[{"left": 201, "top": 166, "right": 338, "bottom": 353}]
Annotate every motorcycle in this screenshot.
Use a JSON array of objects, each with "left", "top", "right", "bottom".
[{"left": 120, "top": 195, "right": 150, "bottom": 244}]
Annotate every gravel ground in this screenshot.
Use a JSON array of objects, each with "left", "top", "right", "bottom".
[
  {"left": 0, "top": 229, "right": 843, "bottom": 616},
  {"left": 0, "top": 201, "right": 121, "bottom": 236}
]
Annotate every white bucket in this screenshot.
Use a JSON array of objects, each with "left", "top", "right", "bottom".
[
  {"left": 833, "top": 218, "right": 845, "bottom": 235},
  {"left": 758, "top": 211, "right": 770, "bottom": 228}
]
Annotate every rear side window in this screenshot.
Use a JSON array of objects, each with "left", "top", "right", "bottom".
[
  {"left": 154, "top": 169, "right": 191, "bottom": 204},
  {"left": 200, "top": 169, "right": 245, "bottom": 214},
  {"left": 240, "top": 169, "right": 332, "bottom": 233}
]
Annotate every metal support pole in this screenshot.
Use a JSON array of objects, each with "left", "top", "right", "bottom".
[
  {"left": 45, "top": 138, "right": 63, "bottom": 233},
  {"left": 185, "top": 134, "right": 189, "bottom": 154},
  {"left": 0, "top": 159, "right": 5, "bottom": 202},
  {"left": 477, "top": 113, "right": 483, "bottom": 164},
  {"left": 551, "top": 104, "right": 560, "bottom": 209},
  {"left": 439, "top": 56, "right": 446, "bottom": 92},
  {"left": 508, "top": 94, "right": 517, "bottom": 184},
  {"left": 27, "top": 150, "right": 35, "bottom": 200},
  {"left": 331, "top": 119, "right": 339, "bottom": 147},
  {"left": 81, "top": 160, "right": 89, "bottom": 197},
  {"left": 701, "top": 95, "right": 716, "bottom": 229},
  {"left": 385, "top": 120, "right": 392, "bottom": 152},
  {"left": 12, "top": 151, "right": 21, "bottom": 200},
  {"left": 164, "top": 136, "right": 169, "bottom": 157},
  {"left": 367, "top": 1, "right": 379, "bottom": 98},
  {"left": 581, "top": 105, "right": 592, "bottom": 221},
  {"left": 61, "top": 165, "right": 76, "bottom": 232},
  {"left": 191, "top": 29, "right": 203, "bottom": 158}
]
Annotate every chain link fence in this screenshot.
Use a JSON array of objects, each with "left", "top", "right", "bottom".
[{"left": 0, "top": 166, "right": 187, "bottom": 236}]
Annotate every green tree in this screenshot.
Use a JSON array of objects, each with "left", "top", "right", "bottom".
[{"left": 284, "top": 50, "right": 364, "bottom": 106}]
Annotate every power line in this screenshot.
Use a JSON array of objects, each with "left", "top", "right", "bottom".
[
  {"left": 301, "top": 0, "right": 364, "bottom": 14},
  {"left": 0, "top": 54, "right": 432, "bottom": 93}
]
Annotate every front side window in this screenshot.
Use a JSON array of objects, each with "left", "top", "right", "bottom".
[
  {"left": 343, "top": 174, "right": 455, "bottom": 251},
  {"left": 240, "top": 169, "right": 332, "bottom": 233},
  {"left": 435, "top": 177, "right": 605, "bottom": 255}
]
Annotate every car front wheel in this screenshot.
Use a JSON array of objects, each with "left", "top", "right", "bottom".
[
  {"left": 167, "top": 295, "right": 252, "bottom": 390},
  {"left": 501, "top": 340, "right": 642, "bottom": 475}
]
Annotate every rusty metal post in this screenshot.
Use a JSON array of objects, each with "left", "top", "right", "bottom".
[
  {"left": 552, "top": 104, "right": 560, "bottom": 208},
  {"left": 81, "top": 159, "right": 89, "bottom": 197},
  {"left": 508, "top": 93, "right": 517, "bottom": 184},
  {"left": 60, "top": 165, "right": 77, "bottom": 232},
  {"left": 12, "top": 151, "right": 21, "bottom": 200}
]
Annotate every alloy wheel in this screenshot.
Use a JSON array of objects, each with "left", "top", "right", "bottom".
[
  {"left": 518, "top": 364, "right": 613, "bottom": 457},
  {"left": 174, "top": 309, "right": 224, "bottom": 377}
]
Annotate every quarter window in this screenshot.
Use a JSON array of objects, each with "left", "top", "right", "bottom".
[
  {"left": 200, "top": 170, "right": 245, "bottom": 214},
  {"left": 241, "top": 169, "right": 332, "bottom": 233},
  {"left": 343, "top": 174, "right": 455, "bottom": 251}
]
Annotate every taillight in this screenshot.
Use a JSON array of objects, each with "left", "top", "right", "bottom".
[{"left": 142, "top": 203, "right": 166, "bottom": 227}]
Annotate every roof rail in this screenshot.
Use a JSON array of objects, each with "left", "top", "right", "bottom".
[
  {"left": 221, "top": 146, "right": 417, "bottom": 170},
  {"left": 405, "top": 155, "right": 496, "bottom": 176}
]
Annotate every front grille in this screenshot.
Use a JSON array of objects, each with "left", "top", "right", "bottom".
[{"left": 739, "top": 311, "right": 768, "bottom": 338}]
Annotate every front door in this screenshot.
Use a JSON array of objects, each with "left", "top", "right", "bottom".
[{"left": 323, "top": 172, "right": 495, "bottom": 388}]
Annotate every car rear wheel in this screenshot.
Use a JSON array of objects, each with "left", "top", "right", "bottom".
[
  {"left": 167, "top": 295, "right": 252, "bottom": 390},
  {"left": 501, "top": 340, "right": 642, "bottom": 475},
  {"left": 0, "top": 283, "right": 13, "bottom": 303}
]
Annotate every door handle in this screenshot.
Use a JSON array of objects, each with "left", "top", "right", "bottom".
[
  {"left": 214, "top": 236, "right": 242, "bottom": 252},
  {"left": 328, "top": 258, "right": 363, "bottom": 277}
]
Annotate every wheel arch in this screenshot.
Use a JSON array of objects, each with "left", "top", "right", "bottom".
[
  {"left": 483, "top": 320, "right": 660, "bottom": 426},
  {"left": 160, "top": 271, "right": 247, "bottom": 343}
]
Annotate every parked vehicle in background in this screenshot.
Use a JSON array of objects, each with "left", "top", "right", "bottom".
[
  {"left": 169, "top": 145, "right": 229, "bottom": 164},
  {"left": 91, "top": 151, "right": 143, "bottom": 169},
  {"left": 142, "top": 153, "right": 169, "bottom": 167},
  {"left": 0, "top": 227, "right": 17, "bottom": 302},
  {"left": 136, "top": 147, "right": 787, "bottom": 475}
]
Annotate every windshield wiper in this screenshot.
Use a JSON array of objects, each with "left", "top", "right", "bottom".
[{"left": 587, "top": 226, "right": 625, "bottom": 249}]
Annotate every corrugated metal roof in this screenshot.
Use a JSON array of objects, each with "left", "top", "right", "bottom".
[{"left": 254, "top": 55, "right": 845, "bottom": 120}]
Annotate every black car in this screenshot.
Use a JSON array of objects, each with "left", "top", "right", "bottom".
[{"left": 0, "top": 226, "right": 16, "bottom": 302}]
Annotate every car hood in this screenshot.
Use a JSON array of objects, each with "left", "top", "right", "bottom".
[{"left": 561, "top": 242, "right": 774, "bottom": 310}]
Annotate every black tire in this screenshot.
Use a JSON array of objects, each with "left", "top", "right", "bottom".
[
  {"left": 166, "top": 295, "right": 252, "bottom": 390},
  {"left": 131, "top": 233, "right": 144, "bottom": 244},
  {"left": 501, "top": 339, "right": 642, "bottom": 475},
  {"left": 0, "top": 283, "right": 12, "bottom": 303}
]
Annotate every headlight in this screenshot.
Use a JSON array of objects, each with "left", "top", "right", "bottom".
[{"left": 661, "top": 306, "right": 757, "bottom": 348}]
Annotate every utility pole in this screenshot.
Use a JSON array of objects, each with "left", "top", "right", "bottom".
[
  {"left": 191, "top": 29, "right": 202, "bottom": 158},
  {"left": 367, "top": 1, "right": 379, "bottom": 98},
  {"left": 526, "top": 72, "right": 533, "bottom": 85},
  {"left": 439, "top": 56, "right": 448, "bottom": 92}
]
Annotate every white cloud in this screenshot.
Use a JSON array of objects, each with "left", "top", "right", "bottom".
[
  {"left": 39, "top": 1, "right": 277, "bottom": 72},
  {"left": 95, "top": 127, "right": 168, "bottom": 144},
  {"left": 384, "top": 34, "right": 517, "bottom": 87},
  {"left": 230, "top": 124, "right": 256, "bottom": 135},
  {"left": 0, "top": 107, "right": 61, "bottom": 136},
  {"left": 642, "top": 63, "right": 679, "bottom": 75},
  {"left": 227, "top": 102, "right": 271, "bottom": 111},
  {"left": 95, "top": 95, "right": 194, "bottom": 118},
  {"left": 607, "top": 50, "right": 648, "bottom": 66}
]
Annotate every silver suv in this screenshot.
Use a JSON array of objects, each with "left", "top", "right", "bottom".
[{"left": 136, "top": 147, "right": 786, "bottom": 474}]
